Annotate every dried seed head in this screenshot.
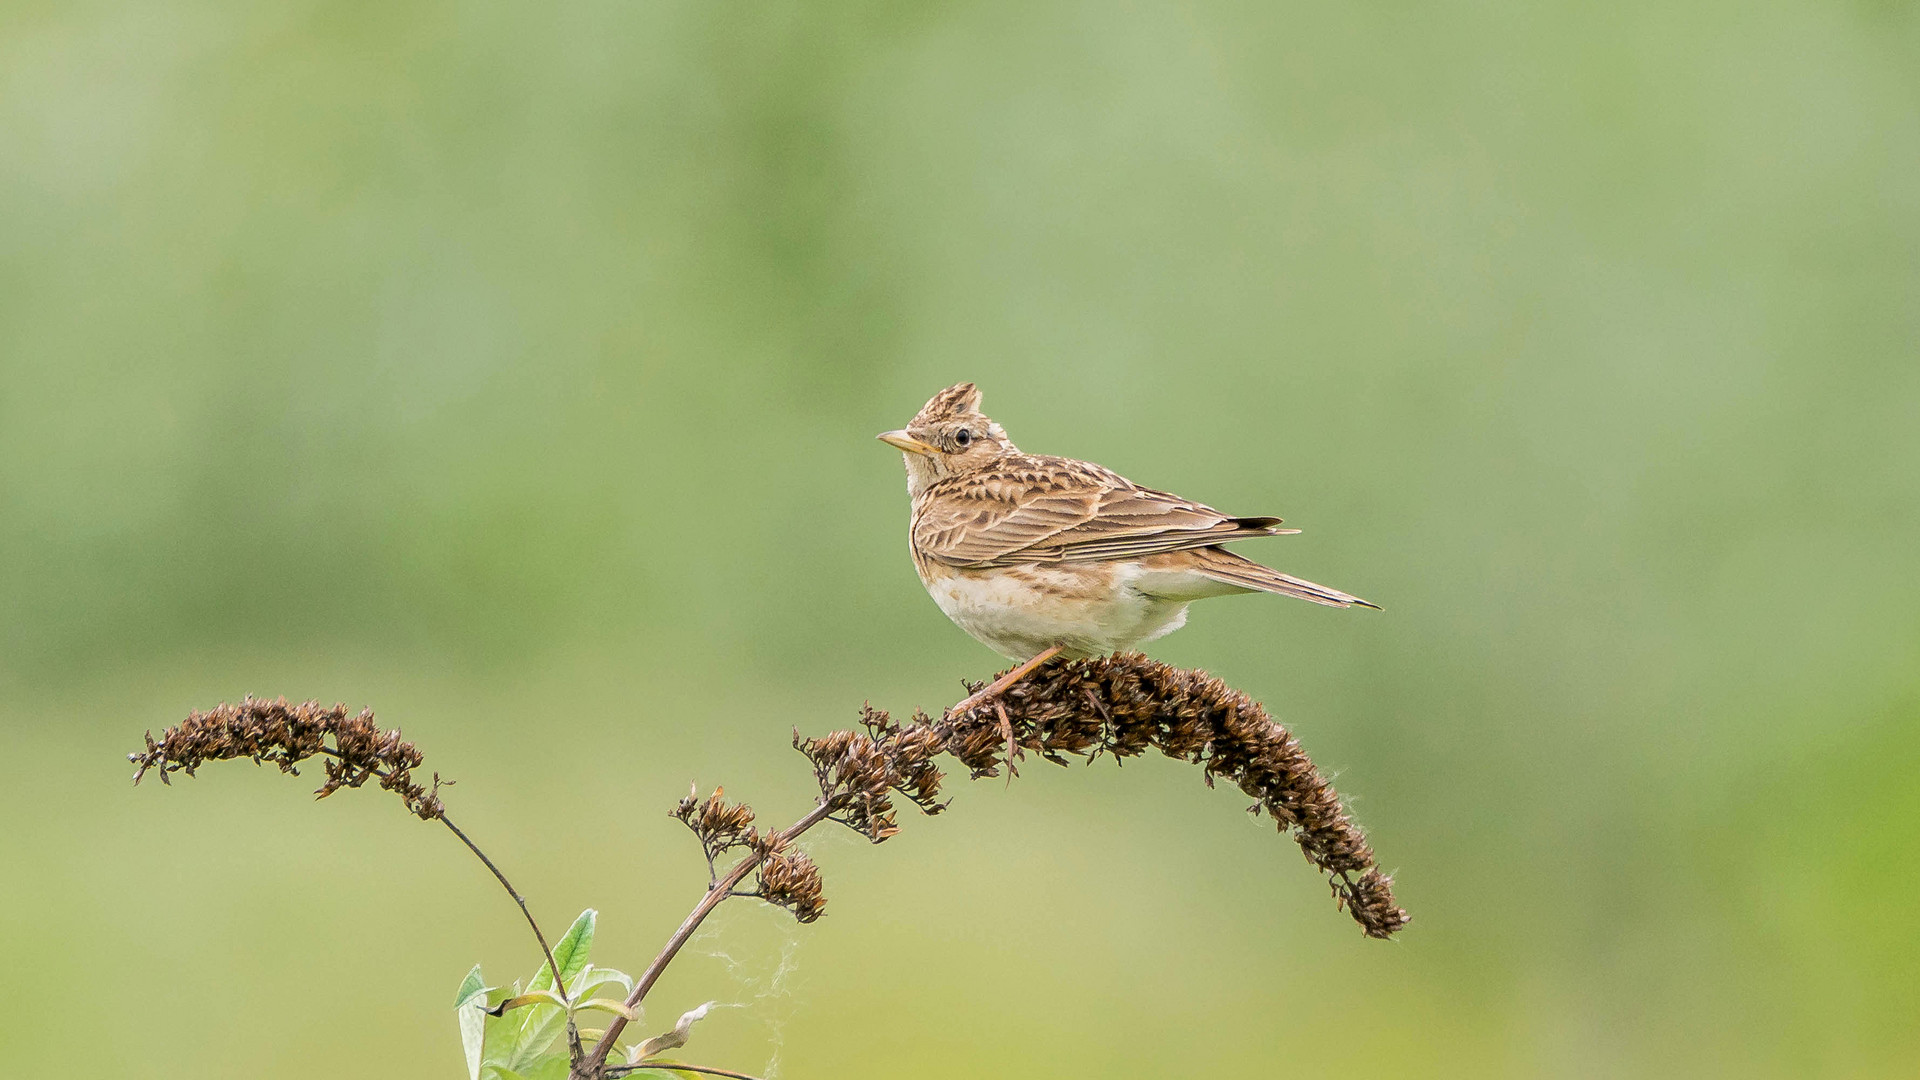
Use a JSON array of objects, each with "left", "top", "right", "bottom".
[
  {"left": 794, "top": 717, "right": 947, "bottom": 843},
  {"left": 667, "top": 658, "right": 1405, "bottom": 937},
  {"left": 764, "top": 655, "right": 1406, "bottom": 937},
  {"left": 671, "top": 786, "right": 759, "bottom": 855},
  {"left": 129, "top": 697, "right": 445, "bottom": 821},
  {"left": 1341, "top": 868, "right": 1412, "bottom": 938},
  {"left": 928, "top": 653, "right": 1410, "bottom": 939},
  {"left": 671, "top": 785, "right": 764, "bottom": 882},
  {"left": 755, "top": 846, "right": 825, "bottom": 923}
]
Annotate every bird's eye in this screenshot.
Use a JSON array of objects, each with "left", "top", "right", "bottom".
[{"left": 954, "top": 429, "right": 972, "bottom": 447}]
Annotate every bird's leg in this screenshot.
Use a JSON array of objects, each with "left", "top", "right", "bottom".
[
  {"left": 994, "top": 701, "right": 1017, "bottom": 784},
  {"left": 947, "top": 645, "right": 1067, "bottom": 781},
  {"left": 949, "top": 644, "right": 1066, "bottom": 720}
]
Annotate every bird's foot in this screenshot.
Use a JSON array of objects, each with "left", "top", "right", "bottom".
[
  {"left": 948, "top": 644, "right": 1065, "bottom": 721},
  {"left": 947, "top": 645, "right": 1066, "bottom": 784}
]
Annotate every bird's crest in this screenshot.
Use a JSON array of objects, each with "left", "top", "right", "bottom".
[{"left": 913, "top": 382, "right": 983, "bottom": 425}]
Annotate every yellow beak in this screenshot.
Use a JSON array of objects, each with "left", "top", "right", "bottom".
[{"left": 876, "top": 429, "right": 937, "bottom": 456}]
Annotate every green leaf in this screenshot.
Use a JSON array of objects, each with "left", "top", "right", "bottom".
[
  {"left": 492, "top": 990, "right": 569, "bottom": 1015},
  {"left": 516, "top": 1054, "right": 570, "bottom": 1080},
  {"left": 479, "top": 989, "right": 535, "bottom": 1072},
  {"left": 573, "top": 998, "right": 638, "bottom": 1021},
  {"left": 528, "top": 909, "right": 596, "bottom": 994},
  {"left": 490, "top": 910, "right": 597, "bottom": 1074},
  {"left": 455, "top": 963, "right": 490, "bottom": 1080},
  {"left": 482, "top": 1061, "right": 566, "bottom": 1080},
  {"left": 571, "top": 964, "right": 634, "bottom": 1000},
  {"left": 508, "top": 1006, "right": 567, "bottom": 1070},
  {"left": 455, "top": 964, "right": 488, "bottom": 1008}
]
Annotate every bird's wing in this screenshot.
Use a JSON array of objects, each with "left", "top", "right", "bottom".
[{"left": 913, "top": 456, "right": 1295, "bottom": 568}]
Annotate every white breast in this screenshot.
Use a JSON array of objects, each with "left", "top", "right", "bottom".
[{"left": 919, "top": 561, "right": 1191, "bottom": 660}]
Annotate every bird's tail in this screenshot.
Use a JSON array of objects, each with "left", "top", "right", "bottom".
[{"left": 1187, "top": 547, "right": 1380, "bottom": 609}]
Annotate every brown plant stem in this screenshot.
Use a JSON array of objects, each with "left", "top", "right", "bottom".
[
  {"left": 302, "top": 743, "right": 572, "bottom": 1009},
  {"left": 575, "top": 802, "right": 836, "bottom": 1080},
  {"left": 129, "top": 702, "right": 585, "bottom": 1055},
  {"left": 576, "top": 658, "right": 1062, "bottom": 1079},
  {"left": 438, "top": 813, "right": 570, "bottom": 1008},
  {"left": 607, "top": 1064, "right": 766, "bottom": 1080}
]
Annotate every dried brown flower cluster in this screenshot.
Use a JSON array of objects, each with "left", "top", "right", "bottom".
[
  {"left": 671, "top": 788, "right": 825, "bottom": 922},
  {"left": 792, "top": 706, "right": 948, "bottom": 842},
  {"left": 753, "top": 846, "right": 825, "bottom": 923},
  {"left": 670, "top": 785, "right": 759, "bottom": 876},
  {"left": 668, "top": 708, "right": 953, "bottom": 927},
  {"left": 129, "top": 696, "right": 445, "bottom": 821},
  {"left": 128, "top": 658, "right": 1407, "bottom": 1080},
  {"left": 778, "top": 654, "right": 1408, "bottom": 939},
  {"left": 944, "top": 653, "right": 1408, "bottom": 938}
]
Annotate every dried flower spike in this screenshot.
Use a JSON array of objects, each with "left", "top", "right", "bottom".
[
  {"left": 933, "top": 653, "right": 1409, "bottom": 938},
  {"left": 671, "top": 786, "right": 761, "bottom": 878},
  {"left": 129, "top": 696, "right": 445, "bottom": 821},
  {"left": 759, "top": 655, "right": 1406, "bottom": 937},
  {"left": 754, "top": 844, "right": 826, "bottom": 923}
]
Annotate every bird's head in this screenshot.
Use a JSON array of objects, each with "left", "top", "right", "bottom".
[{"left": 877, "top": 382, "right": 1016, "bottom": 495}]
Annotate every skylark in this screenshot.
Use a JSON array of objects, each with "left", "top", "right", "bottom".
[{"left": 879, "top": 382, "right": 1376, "bottom": 679}]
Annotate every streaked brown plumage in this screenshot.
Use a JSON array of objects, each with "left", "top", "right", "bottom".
[{"left": 878, "top": 383, "right": 1376, "bottom": 661}]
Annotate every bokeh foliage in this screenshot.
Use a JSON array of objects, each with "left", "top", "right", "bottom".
[{"left": 3, "top": 1, "right": 1916, "bottom": 1077}]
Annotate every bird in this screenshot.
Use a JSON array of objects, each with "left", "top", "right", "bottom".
[{"left": 877, "top": 382, "right": 1376, "bottom": 695}]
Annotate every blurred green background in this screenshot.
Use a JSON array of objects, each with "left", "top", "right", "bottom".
[{"left": 4, "top": 1, "right": 1917, "bottom": 1076}]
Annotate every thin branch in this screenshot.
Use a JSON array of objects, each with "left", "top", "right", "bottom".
[
  {"left": 308, "top": 748, "right": 575, "bottom": 1034},
  {"left": 439, "top": 814, "right": 572, "bottom": 1008},
  {"left": 574, "top": 801, "right": 835, "bottom": 1079},
  {"left": 441, "top": 805, "right": 583, "bottom": 1065},
  {"left": 567, "top": 1020, "right": 586, "bottom": 1069},
  {"left": 577, "top": 658, "right": 1065, "bottom": 1079},
  {"left": 607, "top": 1063, "right": 767, "bottom": 1080},
  {"left": 301, "top": 743, "right": 571, "bottom": 1004},
  {"left": 130, "top": 708, "right": 574, "bottom": 1013}
]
